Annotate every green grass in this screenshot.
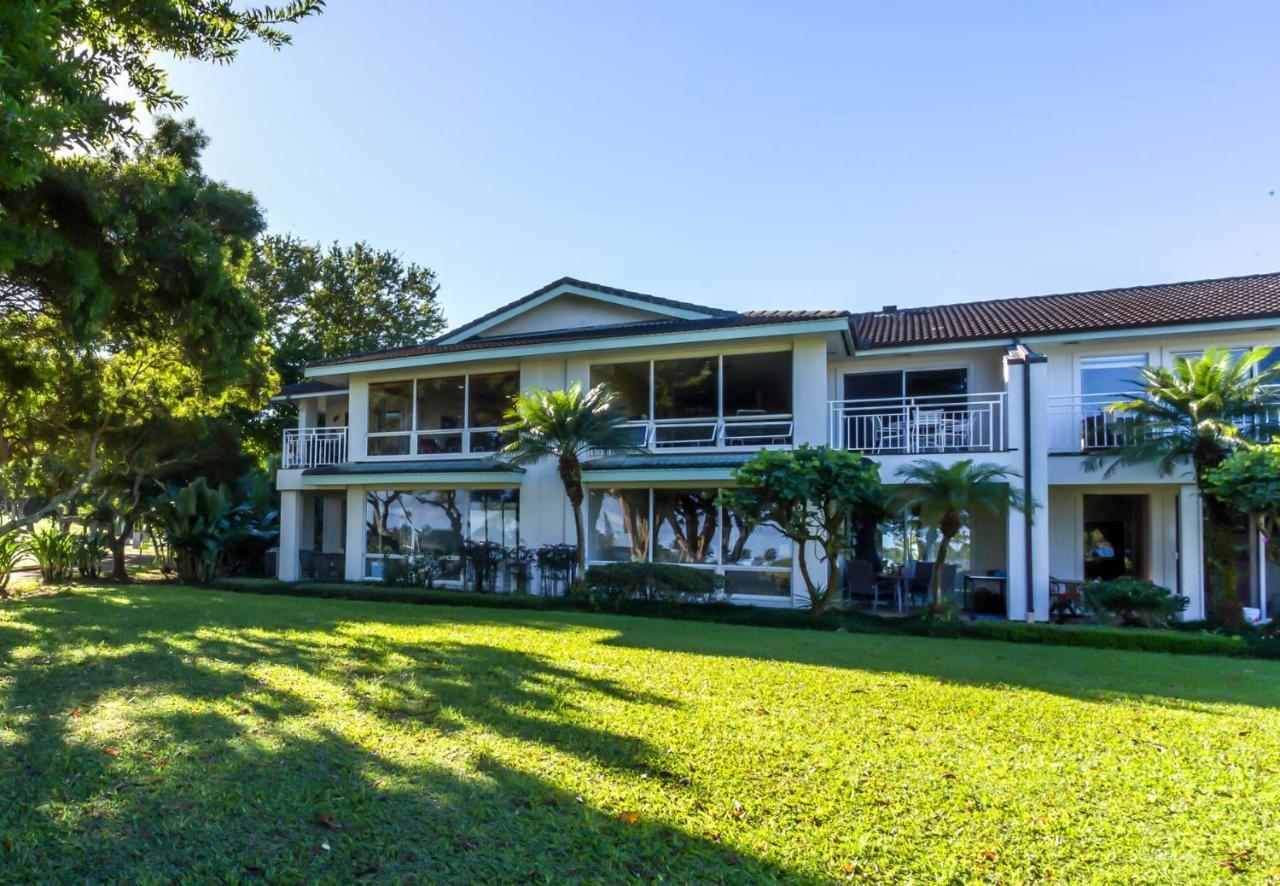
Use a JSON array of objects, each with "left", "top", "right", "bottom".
[{"left": 2, "top": 586, "right": 1279, "bottom": 882}]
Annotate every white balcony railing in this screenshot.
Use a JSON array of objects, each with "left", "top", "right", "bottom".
[
  {"left": 1046, "top": 393, "right": 1142, "bottom": 453},
  {"left": 622, "top": 415, "right": 795, "bottom": 450},
  {"left": 283, "top": 427, "right": 348, "bottom": 468},
  {"left": 828, "top": 392, "right": 1007, "bottom": 454}
]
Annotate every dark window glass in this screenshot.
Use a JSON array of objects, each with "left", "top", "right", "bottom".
[
  {"left": 369, "top": 381, "right": 412, "bottom": 433},
  {"left": 468, "top": 489, "right": 519, "bottom": 548},
  {"left": 722, "top": 507, "right": 792, "bottom": 568},
  {"left": 468, "top": 371, "right": 519, "bottom": 427},
  {"left": 723, "top": 570, "right": 790, "bottom": 597},
  {"left": 416, "top": 432, "right": 462, "bottom": 455},
  {"left": 590, "top": 362, "right": 651, "bottom": 420},
  {"left": 723, "top": 351, "right": 791, "bottom": 415},
  {"left": 654, "top": 357, "right": 718, "bottom": 419},
  {"left": 843, "top": 371, "right": 902, "bottom": 402},
  {"left": 368, "top": 435, "right": 410, "bottom": 456},
  {"left": 416, "top": 376, "right": 465, "bottom": 431},
  {"left": 588, "top": 489, "right": 649, "bottom": 562},
  {"left": 365, "top": 492, "right": 411, "bottom": 555},
  {"left": 905, "top": 368, "right": 968, "bottom": 401},
  {"left": 653, "top": 489, "right": 718, "bottom": 564}
]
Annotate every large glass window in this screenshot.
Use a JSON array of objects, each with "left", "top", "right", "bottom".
[
  {"left": 586, "top": 487, "right": 792, "bottom": 598},
  {"left": 590, "top": 362, "right": 650, "bottom": 420},
  {"left": 363, "top": 489, "right": 515, "bottom": 580},
  {"left": 723, "top": 351, "right": 791, "bottom": 416},
  {"left": 653, "top": 490, "right": 718, "bottom": 564},
  {"left": 654, "top": 357, "right": 719, "bottom": 419},
  {"left": 1081, "top": 355, "right": 1146, "bottom": 399},
  {"left": 587, "top": 488, "right": 650, "bottom": 562},
  {"left": 842, "top": 368, "right": 968, "bottom": 403},
  {"left": 368, "top": 370, "right": 520, "bottom": 457}
]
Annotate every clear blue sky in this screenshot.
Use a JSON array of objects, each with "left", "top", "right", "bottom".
[{"left": 164, "top": 1, "right": 1280, "bottom": 327}]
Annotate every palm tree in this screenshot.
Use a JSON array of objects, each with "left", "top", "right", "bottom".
[
  {"left": 500, "top": 382, "right": 641, "bottom": 582},
  {"left": 894, "top": 459, "right": 1031, "bottom": 607},
  {"left": 1086, "top": 347, "right": 1280, "bottom": 624}
]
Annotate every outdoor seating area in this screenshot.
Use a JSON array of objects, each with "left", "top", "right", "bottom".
[{"left": 842, "top": 557, "right": 1002, "bottom": 615}]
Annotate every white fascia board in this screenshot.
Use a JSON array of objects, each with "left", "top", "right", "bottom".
[
  {"left": 436, "top": 283, "right": 717, "bottom": 344},
  {"left": 306, "top": 318, "right": 852, "bottom": 379},
  {"left": 302, "top": 471, "right": 525, "bottom": 488}
]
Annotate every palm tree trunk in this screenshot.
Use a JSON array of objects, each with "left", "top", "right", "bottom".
[
  {"left": 558, "top": 455, "right": 587, "bottom": 584},
  {"left": 932, "top": 532, "right": 953, "bottom": 606}
]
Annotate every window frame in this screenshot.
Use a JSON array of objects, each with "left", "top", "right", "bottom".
[
  {"left": 584, "top": 485, "right": 793, "bottom": 600},
  {"left": 365, "top": 367, "right": 520, "bottom": 460}
]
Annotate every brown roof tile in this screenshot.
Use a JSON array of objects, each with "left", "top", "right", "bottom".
[{"left": 853, "top": 271, "right": 1280, "bottom": 348}]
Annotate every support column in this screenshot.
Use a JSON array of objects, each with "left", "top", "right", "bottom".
[
  {"left": 791, "top": 335, "right": 830, "bottom": 608},
  {"left": 1178, "top": 484, "right": 1205, "bottom": 620},
  {"left": 347, "top": 377, "right": 369, "bottom": 461},
  {"left": 278, "top": 490, "right": 304, "bottom": 582},
  {"left": 344, "top": 486, "right": 365, "bottom": 581},
  {"left": 1003, "top": 346, "right": 1050, "bottom": 621},
  {"left": 322, "top": 494, "right": 345, "bottom": 553}
]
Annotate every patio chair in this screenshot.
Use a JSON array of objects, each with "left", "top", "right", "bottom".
[
  {"left": 844, "top": 558, "right": 889, "bottom": 610},
  {"left": 299, "top": 549, "right": 316, "bottom": 580},
  {"left": 913, "top": 410, "right": 945, "bottom": 451},
  {"left": 871, "top": 414, "right": 905, "bottom": 453}
]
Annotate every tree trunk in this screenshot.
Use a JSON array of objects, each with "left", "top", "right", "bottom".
[
  {"left": 1203, "top": 500, "right": 1244, "bottom": 626},
  {"left": 558, "top": 455, "right": 587, "bottom": 586},
  {"left": 110, "top": 537, "right": 129, "bottom": 583},
  {"left": 797, "top": 546, "right": 823, "bottom": 613},
  {"left": 932, "top": 532, "right": 954, "bottom": 606}
]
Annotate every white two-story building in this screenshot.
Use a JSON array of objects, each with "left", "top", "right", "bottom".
[{"left": 273, "top": 271, "right": 1280, "bottom": 622}]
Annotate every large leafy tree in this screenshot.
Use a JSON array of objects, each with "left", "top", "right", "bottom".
[
  {"left": 500, "top": 383, "right": 640, "bottom": 581},
  {"left": 719, "top": 446, "right": 883, "bottom": 615},
  {"left": 0, "top": 0, "right": 322, "bottom": 193},
  {"left": 893, "top": 459, "right": 1031, "bottom": 607},
  {"left": 242, "top": 234, "right": 446, "bottom": 455},
  {"left": 1088, "top": 348, "right": 1280, "bottom": 624},
  {"left": 0, "top": 121, "right": 274, "bottom": 532}
]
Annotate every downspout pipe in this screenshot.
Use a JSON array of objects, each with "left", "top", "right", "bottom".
[{"left": 1005, "top": 342, "right": 1047, "bottom": 622}]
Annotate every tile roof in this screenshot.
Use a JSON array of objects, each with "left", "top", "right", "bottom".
[
  {"left": 271, "top": 380, "right": 347, "bottom": 400},
  {"left": 582, "top": 453, "right": 756, "bottom": 471},
  {"left": 309, "top": 311, "right": 849, "bottom": 368},
  {"left": 852, "top": 271, "right": 1280, "bottom": 348},
  {"left": 302, "top": 459, "right": 522, "bottom": 477}
]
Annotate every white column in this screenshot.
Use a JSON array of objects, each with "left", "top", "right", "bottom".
[
  {"left": 278, "top": 490, "right": 304, "bottom": 581},
  {"left": 1003, "top": 351, "right": 1050, "bottom": 620},
  {"left": 322, "top": 494, "right": 345, "bottom": 553},
  {"left": 344, "top": 486, "right": 366, "bottom": 581},
  {"left": 1026, "top": 359, "right": 1050, "bottom": 621},
  {"left": 1178, "top": 484, "right": 1205, "bottom": 620},
  {"left": 792, "top": 335, "right": 828, "bottom": 446},
  {"left": 347, "top": 376, "right": 369, "bottom": 461},
  {"left": 298, "top": 398, "right": 318, "bottom": 429},
  {"left": 791, "top": 335, "right": 831, "bottom": 608}
]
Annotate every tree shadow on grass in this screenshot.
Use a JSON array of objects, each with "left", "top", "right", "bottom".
[
  {"left": 586, "top": 613, "right": 1280, "bottom": 712},
  {"left": 0, "top": 591, "right": 785, "bottom": 882}
]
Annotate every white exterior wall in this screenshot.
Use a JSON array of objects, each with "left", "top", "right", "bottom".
[{"left": 518, "top": 357, "right": 571, "bottom": 559}]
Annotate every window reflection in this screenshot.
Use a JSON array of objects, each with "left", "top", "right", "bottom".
[
  {"left": 653, "top": 490, "right": 719, "bottom": 564},
  {"left": 587, "top": 488, "right": 650, "bottom": 562}
]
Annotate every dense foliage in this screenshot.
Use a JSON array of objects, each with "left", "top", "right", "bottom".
[
  {"left": 719, "top": 446, "right": 882, "bottom": 615},
  {"left": 583, "top": 562, "right": 723, "bottom": 607},
  {"left": 1083, "top": 577, "right": 1189, "bottom": 627},
  {"left": 1206, "top": 443, "right": 1280, "bottom": 538}
]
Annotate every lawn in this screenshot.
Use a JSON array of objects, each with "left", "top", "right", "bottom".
[{"left": 2, "top": 587, "right": 1278, "bottom": 883}]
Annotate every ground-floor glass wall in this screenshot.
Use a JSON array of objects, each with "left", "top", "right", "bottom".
[
  {"left": 586, "top": 487, "right": 793, "bottom": 598},
  {"left": 364, "top": 488, "right": 519, "bottom": 582}
]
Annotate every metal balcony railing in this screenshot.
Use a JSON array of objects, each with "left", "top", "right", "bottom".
[
  {"left": 828, "top": 392, "right": 1007, "bottom": 454},
  {"left": 283, "top": 427, "right": 348, "bottom": 468}
]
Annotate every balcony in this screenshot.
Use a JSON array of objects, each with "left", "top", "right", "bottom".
[
  {"left": 624, "top": 415, "right": 794, "bottom": 449},
  {"left": 283, "top": 427, "right": 348, "bottom": 468},
  {"left": 828, "top": 392, "right": 1007, "bottom": 454}
]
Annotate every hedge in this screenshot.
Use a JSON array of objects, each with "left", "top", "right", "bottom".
[{"left": 209, "top": 577, "right": 1280, "bottom": 660}]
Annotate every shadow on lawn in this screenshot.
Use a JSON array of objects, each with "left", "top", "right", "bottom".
[
  {"left": 589, "top": 614, "right": 1280, "bottom": 712},
  {"left": 0, "top": 591, "right": 783, "bottom": 882}
]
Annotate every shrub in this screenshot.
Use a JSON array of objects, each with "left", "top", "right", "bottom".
[
  {"left": 73, "top": 532, "right": 108, "bottom": 579},
  {"left": 29, "top": 529, "right": 76, "bottom": 584},
  {"left": 381, "top": 554, "right": 448, "bottom": 589},
  {"left": 152, "top": 478, "right": 252, "bottom": 584},
  {"left": 583, "top": 562, "right": 723, "bottom": 608},
  {"left": 0, "top": 530, "right": 29, "bottom": 595},
  {"left": 1083, "top": 577, "right": 1189, "bottom": 627}
]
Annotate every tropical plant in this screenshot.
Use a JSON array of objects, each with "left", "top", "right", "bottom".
[
  {"left": 1206, "top": 443, "right": 1280, "bottom": 539},
  {"left": 28, "top": 529, "right": 76, "bottom": 584},
  {"left": 501, "top": 383, "right": 641, "bottom": 581},
  {"left": 1088, "top": 348, "right": 1280, "bottom": 625},
  {"left": 0, "top": 530, "right": 29, "bottom": 595},
  {"left": 1083, "top": 577, "right": 1189, "bottom": 627},
  {"left": 583, "top": 562, "right": 723, "bottom": 608},
  {"left": 718, "top": 446, "right": 883, "bottom": 615},
  {"left": 72, "top": 531, "right": 108, "bottom": 580},
  {"left": 151, "top": 478, "right": 256, "bottom": 584},
  {"left": 894, "top": 459, "right": 1032, "bottom": 610}
]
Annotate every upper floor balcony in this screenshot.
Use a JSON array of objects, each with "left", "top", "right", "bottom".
[
  {"left": 828, "top": 391, "right": 1008, "bottom": 455},
  {"left": 283, "top": 427, "right": 348, "bottom": 469}
]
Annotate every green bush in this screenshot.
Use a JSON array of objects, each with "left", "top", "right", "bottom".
[
  {"left": 381, "top": 554, "right": 447, "bottom": 589},
  {"left": 583, "top": 562, "right": 723, "bottom": 608},
  {"left": 0, "top": 530, "right": 28, "bottom": 595},
  {"left": 28, "top": 529, "right": 76, "bottom": 584},
  {"left": 73, "top": 532, "right": 108, "bottom": 579},
  {"left": 1083, "top": 577, "right": 1189, "bottom": 627}
]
